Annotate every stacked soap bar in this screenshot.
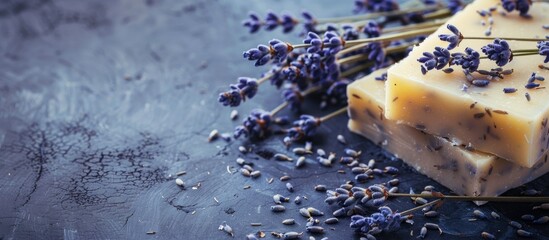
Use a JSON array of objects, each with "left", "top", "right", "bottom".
[
  {"left": 348, "top": 68, "right": 549, "bottom": 198},
  {"left": 385, "top": 0, "right": 549, "bottom": 167}
]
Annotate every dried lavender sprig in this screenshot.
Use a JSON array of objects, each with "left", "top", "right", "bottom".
[
  {"left": 338, "top": 41, "right": 416, "bottom": 66},
  {"left": 389, "top": 193, "right": 549, "bottom": 203},
  {"left": 381, "top": 18, "right": 448, "bottom": 35},
  {"left": 318, "top": 5, "right": 443, "bottom": 24},
  {"left": 270, "top": 86, "right": 321, "bottom": 116},
  {"left": 283, "top": 106, "right": 347, "bottom": 144},
  {"left": 459, "top": 36, "right": 545, "bottom": 42},
  {"left": 296, "top": 26, "right": 439, "bottom": 50},
  {"left": 400, "top": 199, "right": 443, "bottom": 215},
  {"left": 319, "top": 106, "right": 347, "bottom": 122}
]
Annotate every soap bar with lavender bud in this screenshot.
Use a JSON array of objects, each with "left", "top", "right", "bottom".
[
  {"left": 348, "top": 68, "right": 549, "bottom": 199},
  {"left": 384, "top": 0, "right": 549, "bottom": 167}
]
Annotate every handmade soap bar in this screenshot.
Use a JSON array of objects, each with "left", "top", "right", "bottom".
[
  {"left": 348, "top": 68, "right": 549, "bottom": 198},
  {"left": 384, "top": 0, "right": 549, "bottom": 167}
]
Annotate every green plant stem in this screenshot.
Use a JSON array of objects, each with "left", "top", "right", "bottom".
[
  {"left": 477, "top": 52, "right": 539, "bottom": 60},
  {"left": 293, "top": 25, "right": 439, "bottom": 50},
  {"left": 340, "top": 62, "right": 375, "bottom": 78},
  {"left": 389, "top": 193, "right": 549, "bottom": 203},
  {"left": 424, "top": 8, "right": 451, "bottom": 20},
  {"left": 381, "top": 18, "right": 448, "bottom": 34},
  {"left": 319, "top": 106, "right": 347, "bottom": 122},
  {"left": 400, "top": 199, "right": 442, "bottom": 216},
  {"left": 316, "top": 5, "right": 442, "bottom": 24},
  {"left": 337, "top": 41, "right": 415, "bottom": 65},
  {"left": 269, "top": 86, "right": 321, "bottom": 116},
  {"left": 464, "top": 36, "right": 546, "bottom": 42},
  {"left": 257, "top": 73, "right": 274, "bottom": 85}
]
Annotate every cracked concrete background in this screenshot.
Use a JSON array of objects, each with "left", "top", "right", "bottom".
[{"left": 0, "top": 0, "right": 547, "bottom": 239}]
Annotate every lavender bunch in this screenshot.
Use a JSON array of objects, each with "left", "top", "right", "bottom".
[{"left": 222, "top": 2, "right": 475, "bottom": 142}]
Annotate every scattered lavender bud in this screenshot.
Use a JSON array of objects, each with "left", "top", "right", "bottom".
[
  {"left": 424, "top": 211, "right": 439, "bottom": 218},
  {"left": 532, "top": 203, "right": 549, "bottom": 210},
  {"left": 250, "top": 170, "right": 261, "bottom": 178},
  {"left": 424, "top": 223, "right": 442, "bottom": 234},
  {"left": 472, "top": 79, "right": 490, "bottom": 87},
  {"left": 337, "top": 134, "right": 347, "bottom": 144},
  {"left": 355, "top": 174, "right": 370, "bottom": 183},
  {"left": 246, "top": 233, "right": 259, "bottom": 240},
  {"left": 388, "top": 187, "right": 399, "bottom": 193},
  {"left": 219, "top": 222, "right": 234, "bottom": 237},
  {"left": 368, "top": 159, "right": 376, "bottom": 168},
  {"left": 273, "top": 194, "right": 289, "bottom": 204},
  {"left": 525, "top": 92, "right": 531, "bottom": 101},
  {"left": 230, "top": 110, "right": 238, "bottom": 120},
  {"left": 207, "top": 129, "right": 219, "bottom": 142},
  {"left": 522, "top": 214, "right": 535, "bottom": 221},
  {"left": 307, "top": 207, "right": 324, "bottom": 216},
  {"left": 282, "top": 219, "right": 295, "bottom": 225},
  {"left": 239, "top": 146, "right": 248, "bottom": 153},
  {"left": 220, "top": 133, "right": 231, "bottom": 142},
  {"left": 525, "top": 82, "right": 540, "bottom": 89},
  {"left": 240, "top": 168, "right": 251, "bottom": 177},
  {"left": 533, "top": 216, "right": 549, "bottom": 224},
  {"left": 528, "top": 72, "right": 536, "bottom": 82},
  {"left": 175, "top": 178, "right": 185, "bottom": 188},
  {"left": 517, "top": 229, "right": 534, "bottom": 237},
  {"left": 442, "top": 68, "right": 454, "bottom": 73},
  {"left": 414, "top": 197, "right": 428, "bottom": 205},
  {"left": 306, "top": 226, "right": 325, "bottom": 234},
  {"left": 344, "top": 148, "right": 361, "bottom": 157},
  {"left": 293, "top": 147, "right": 312, "bottom": 155},
  {"left": 294, "top": 196, "right": 302, "bottom": 205},
  {"left": 275, "top": 153, "right": 293, "bottom": 161},
  {"left": 236, "top": 158, "right": 246, "bottom": 165},
  {"left": 286, "top": 182, "right": 294, "bottom": 192},
  {"left": 324, "top": 217, "right": 339, "bottom": 224},
  {"left": 242, "top": 164, "right": 254, "bottom": 172},
  {"left": 280, "top": 175, "right": 291, "bottom": 181},
  {"left": 315, "top": 185, "right": 327, "bottom": 192},
  {"left": 296, "top": 156, "right": 306, "bottom": 168},
  {"left": 384, "top": 166, "right": 399, "bottom": 174},
  {"left": 299, "top": 208, "right": 312, "bottom": 218},
  {"left": 340, "top": 156, "right": 355, "bottom": 164},
  {"left": 491, "top": 211, "right": 500, "bottom": 219},
  {"left": 317, "top": 148, "right": 326, "bottom": 157},
  {"left": 388, "top": 178, "right": 400, "bottom": 186},
  {"left": 271, "top": 205, "right": 286, "bottom": 212},
  {"left": 473, "top": 210, "right": 487, "bottom": 219},
  {"left": 509, "top": 221, "right": 522, "bottom": 229},
  {"left": 521, "top": 189, "right": 541, "bottom": 195},
  {"left": 481, "top": 231, "right": 495, "bottom": 240},
  {"left": 418, "top": 226, "right": 427, "bottom": 239},
  {"left": 283, "top": 231, "right": 303, "bottom": 239},
  {"left": 503, "top": 87, "right": 517, "bottom": 93},
  {"left": 333, "top": 207, "right": 346, "bottom": 217}
]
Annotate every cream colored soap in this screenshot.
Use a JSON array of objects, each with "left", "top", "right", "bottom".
[
  {"left": 348, "top": 68, "right": 549, "bottom": 198},
  {"left": 385, "top": 0, "right": 549, "bottom": 167}
]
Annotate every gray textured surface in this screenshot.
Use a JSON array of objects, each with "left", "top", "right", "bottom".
[{"left": 0, "top": 0, "right": 547, "bottom": 239}]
